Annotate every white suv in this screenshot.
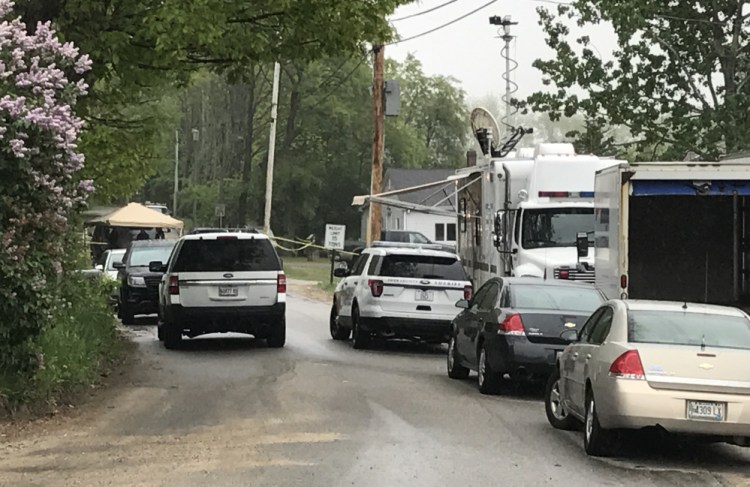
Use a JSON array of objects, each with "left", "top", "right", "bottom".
[
  {"left": 152, "top": 231, "right": 286, "bottom": 349},
  {"left": 330, "top": 242, "right": 472, "bottom": 349}
]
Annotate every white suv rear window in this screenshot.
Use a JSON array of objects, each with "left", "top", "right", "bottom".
[
  {"left": 377, "top": 255, "right": 467, "bottom": 281},
  {"left": 173, "top": 239, "right": 280, "bottom": 272}
]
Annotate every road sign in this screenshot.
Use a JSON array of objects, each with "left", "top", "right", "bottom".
[
  {"left": 215, "top": 204, "right": 226, "bottom": 218},
  {"left": 325, "top": 224, "right": 346, "bottom": 250}
]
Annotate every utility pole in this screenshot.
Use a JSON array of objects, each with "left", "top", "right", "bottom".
[
  {"left": 173, "top": 129, "right": 179, "bottom": 216},
  {"left": 367, "top": 45, "right": 385, "bottom": 246},
  {"left": 263, "top": 62, "right": 281, "bottom": 235}
]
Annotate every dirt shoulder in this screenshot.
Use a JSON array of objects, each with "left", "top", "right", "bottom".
[{"left": 287, "top": 278, "right": 333, "bottom": 305}]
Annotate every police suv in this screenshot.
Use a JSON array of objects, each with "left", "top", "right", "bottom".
[{"left": 330, "top": 242, "right": 472, "bottom": 349}]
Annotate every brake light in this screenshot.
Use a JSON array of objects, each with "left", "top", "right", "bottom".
[
  {"left": 498, "top": 314, "right": 525, "bottom": 336},
  {"left": 168, "top": 275, "right": 179, "bottom": 295},
  {"left": 368, "top": 279, "right": 384, "bottom": 297},
  {"left": 558, "top": 269, "right": 570, "bottom": 279},
  {"left": 609, "top": 350, "right": 645, "bottom": 380},
  {"left": 216, "top": 236, "right": 238, "bottom": 240},
  {"left": 277, "top": 273, "right": 287, "bottom": 294},
  {"left": 464, "top": 285, "right": 473, "bottom": 300},
  {"left": 620, "top": 274, "right": 628, "bottom": 289}
]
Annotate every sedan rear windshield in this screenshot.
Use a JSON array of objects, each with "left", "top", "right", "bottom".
[
  {"left": 511, "top": 285, "right": 603, "bottom": 312},
  {"left": 628, "top": 310, "right": 750, "bottom": 350},
  {"left": 172, "top": 238, "right": 280, "bottom": 272},
  {"left": 378, "top": 255, "right": 467, "bottom": 281}
]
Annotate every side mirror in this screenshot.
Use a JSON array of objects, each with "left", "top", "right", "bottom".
[
  {"left": 149, "top": 261, "right": 167, "bottom": 273},
  {"left": 455, "top": 299, "right": 470, "bottom": 309},
  {"left": 560, "top": 329, "right": 579, "bottom": 342},
  {"left": 113, "top": 261, "right": 125, "bottom": 270},
  {"left": 576, "top": 232, "right": 588, "bottom": 259},
  {"left": 333, "top": 267, "right": 349, "bottom": 278}
]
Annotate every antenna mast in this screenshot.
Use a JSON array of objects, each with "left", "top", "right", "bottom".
[{"left": 490, "top": 15, "right": 518, "bottom": 135}]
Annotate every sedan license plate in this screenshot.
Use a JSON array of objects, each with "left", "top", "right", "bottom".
[
  {"left": 218, "top": 286, "right": 239, "bottom": 297},
  {"left": 687, "top": 400, "right": 725, "bottom": 421},
  {"left": 415, "top": 290, "right": 434, "bottom": 301}
]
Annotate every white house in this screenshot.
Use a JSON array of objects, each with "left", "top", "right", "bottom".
[{"left": 361, "top": 168, "right": 458, "bottom": 244}]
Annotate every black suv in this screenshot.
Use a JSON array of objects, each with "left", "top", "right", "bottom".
[{"left": 116, "top": 240, "right": 176, "bottom": 324}]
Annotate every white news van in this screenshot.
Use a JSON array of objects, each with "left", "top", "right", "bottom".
[
  {"left": 594, "top": 161, "right": 750, "bottom": 306},
  {"left": 457, "top": 142, "right": 624, "bottom": 287}
]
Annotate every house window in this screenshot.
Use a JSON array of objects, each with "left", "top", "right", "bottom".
[
  {"left": 447, "top": 223, "right": 456, "bottom": 241},
  {"left": 435, "top": 223, "right": 445, "bottom": 241}
]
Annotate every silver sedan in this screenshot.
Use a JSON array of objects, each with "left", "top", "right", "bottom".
[{"left": 544, "top": 299, "right": 750, "bottom": 456}]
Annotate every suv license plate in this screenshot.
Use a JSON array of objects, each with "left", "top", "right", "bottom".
[
  {"left": 415, "top": 290, "right": 434, "bottom": 301},
  {"left": 687, "top": 400, "right": 725, "bottom": 421},
  {"left": 218, "top": 286, "right": 239, "bottom": 297}
]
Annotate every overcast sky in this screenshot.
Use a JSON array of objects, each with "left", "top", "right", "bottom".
[{"left": 386, "top": 0, "right": 617, "bottom": 107}]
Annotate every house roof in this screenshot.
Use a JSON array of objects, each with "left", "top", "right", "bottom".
[{"left": 384, "top": 168, "right": 456, "bottom": 208}]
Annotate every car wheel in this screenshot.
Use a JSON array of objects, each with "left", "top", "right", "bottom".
[
  {"left": 545, "top": 368, "right": 578, "bottom": 430},
  {"left": 163, "top": 322, "right": 182, "bottom": 350},
  {"left": 584, "top": 389, "right": 616, "bottom": 456},
  {"left": 330, "top": 303, "right": 350, "bottom": 340},
  {"left": 157, "top": 324, "right": 165, "bottom": 342},
  {"left": 351, "top": 305, "right": 370, "bottom": 350},
  {"left": 477, "top": 344, "right": 502, "bottom": 395},
  {"left": 120, "top": 303, "right": 135, "bottom": 325},
  {"left": 267, "top": 318, "right": 286, "bottom": 348},
  {"left": 447, "top": 336, "right": 469, "bottom": 380}
]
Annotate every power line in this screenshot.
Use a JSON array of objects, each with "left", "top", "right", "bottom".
[
  {"left": 387, "top": 0, "right": 498, "bottom": 46},
  {"left": 307, "top": 52, "right": 371, "bottom": 110},
  {"left": 390, "top": 0, "right": 460, "bottom": 22}
]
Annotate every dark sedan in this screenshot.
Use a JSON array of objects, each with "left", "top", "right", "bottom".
[{"left": 447, "top": 277, "right": 605, "bottom": 395}]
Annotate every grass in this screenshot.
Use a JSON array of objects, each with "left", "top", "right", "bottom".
[
  {"left": 283, "top": 256, "right": 341, "bottom": 292},
  {"left": 0, "top": 274, "right": 124, "bottom": 416}
]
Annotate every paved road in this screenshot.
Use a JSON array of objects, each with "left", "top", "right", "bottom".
[{"left": 2, "top": 293, "right": 750, "bottom": 486}]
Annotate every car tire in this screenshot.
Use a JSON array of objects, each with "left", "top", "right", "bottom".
[
  {"left": 163, "top": 322, "right": 182, "bottom": 350},
  {"left": 120, "top": 303, "right": 135, "bottom": 325},
  {"left": 351, "top": 305, "right": 370, "bottom": 350},
  {"left": 477, "top": 344, "right": 502, "bottom": 395},
  {"left": 157, "top": 324, "right": 165, "bottom": 342},
  {"left": 447, "top": 335, "right": 470, "bottom": 380},
  {"left": 545, "top": 368, "right": 578, "bottom": 430},
  {"left": 267, "top": 318, "right": 286, "bottom": 348},
  {"left": 584, "top": 389, "right": 616, "bottom": 457},
  {"left": 330, "top": 304, "right": 350, "bottom": 341}
]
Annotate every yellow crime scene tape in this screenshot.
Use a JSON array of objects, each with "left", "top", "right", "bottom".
[{"left": 270, "top": 236, "right": 358, "bottom": 256}]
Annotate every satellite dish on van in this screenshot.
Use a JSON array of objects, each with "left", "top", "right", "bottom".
[{"left": 471, "top": 107, "right": 501, "bottom": 156}]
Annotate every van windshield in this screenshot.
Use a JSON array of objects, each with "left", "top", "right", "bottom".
[{"left": 522, "top": 208, "right": 594, "bottom": 249}]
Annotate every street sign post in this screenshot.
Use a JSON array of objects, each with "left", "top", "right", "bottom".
[
  {"left": 215, "top": 204, "right": 226, "bottom": 228},
  {"left": 325, "top": 224, "right": 346, "bottom": 284}
]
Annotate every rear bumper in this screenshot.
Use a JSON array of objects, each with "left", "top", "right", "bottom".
[
  {"left": 485, "top": 335, "right": 565, "bottom": 378},
  {"left": 164, "top": 303, "right": 285, "bottom": 332},
  {"left": 596, "top": 380, "right": 750, "bottom": 437},
  {"left": 359, "top": 316, "right": 452, "bottom": 341}
]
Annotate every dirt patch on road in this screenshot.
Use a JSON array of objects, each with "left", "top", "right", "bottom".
[{"left": 288, "top": 279, "right": 332, "bottom": 304}]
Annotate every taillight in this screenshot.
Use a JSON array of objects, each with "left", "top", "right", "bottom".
[
  {"left": 463, "top": 285, "right": 473, "bottom": 300},
  {"left": 277, "top": 273, "right": 287, "bottom": 294},
  {"left": 498, "top": 314, "right": 525, "bottom": 336},
  {"left": 168, "top": 275, "right": 179, "bottom": 295},
  {"left": 368, "top": 279, "right": 384, "bottom": 297},
  {"left": 620, "top": 274, "right": 628, "bottom": 289},
  {"left": 558, "top": 269, "right": 570, "bottom": 279},
  {"left": 609, "top": 350, "right": 645, "bottom": 380}
]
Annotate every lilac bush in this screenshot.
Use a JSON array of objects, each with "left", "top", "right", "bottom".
[{"left": 0, "top": 0, "right": 92, "bottom": 381}]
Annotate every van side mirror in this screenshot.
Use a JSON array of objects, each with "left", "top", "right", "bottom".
[
  {"left": 576, "top": 232, "right": 588, "bottom": 259},
  {"left": 561, "top": 329, "right": 579, "bottom": 342},
  {"left": 149, "top": 261, "right": 167, "bottom": 273},
  {"left": 333, "top": 267, "right": 350, "bottom": 278},
  {"left": 113, "top": 261, "right": 125, "bottom": 270}
]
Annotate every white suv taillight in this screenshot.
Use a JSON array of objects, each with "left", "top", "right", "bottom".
[
  {"left": 368, "top": 279, "right": 384, "bottom": 297},
  {"left": 168, "top": 275, "right": 179, "bottom": 295},
  {"left": 277, "top": 273, "right": 287, "bottom": 294}
]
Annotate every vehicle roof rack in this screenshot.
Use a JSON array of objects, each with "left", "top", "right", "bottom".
[{"left": 370, "top": 241, "right": 448, "bottom": 251}]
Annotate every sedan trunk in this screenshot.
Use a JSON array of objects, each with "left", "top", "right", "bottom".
[{"left": 517, "top": 310, "right": 590, "bottom": 345}]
